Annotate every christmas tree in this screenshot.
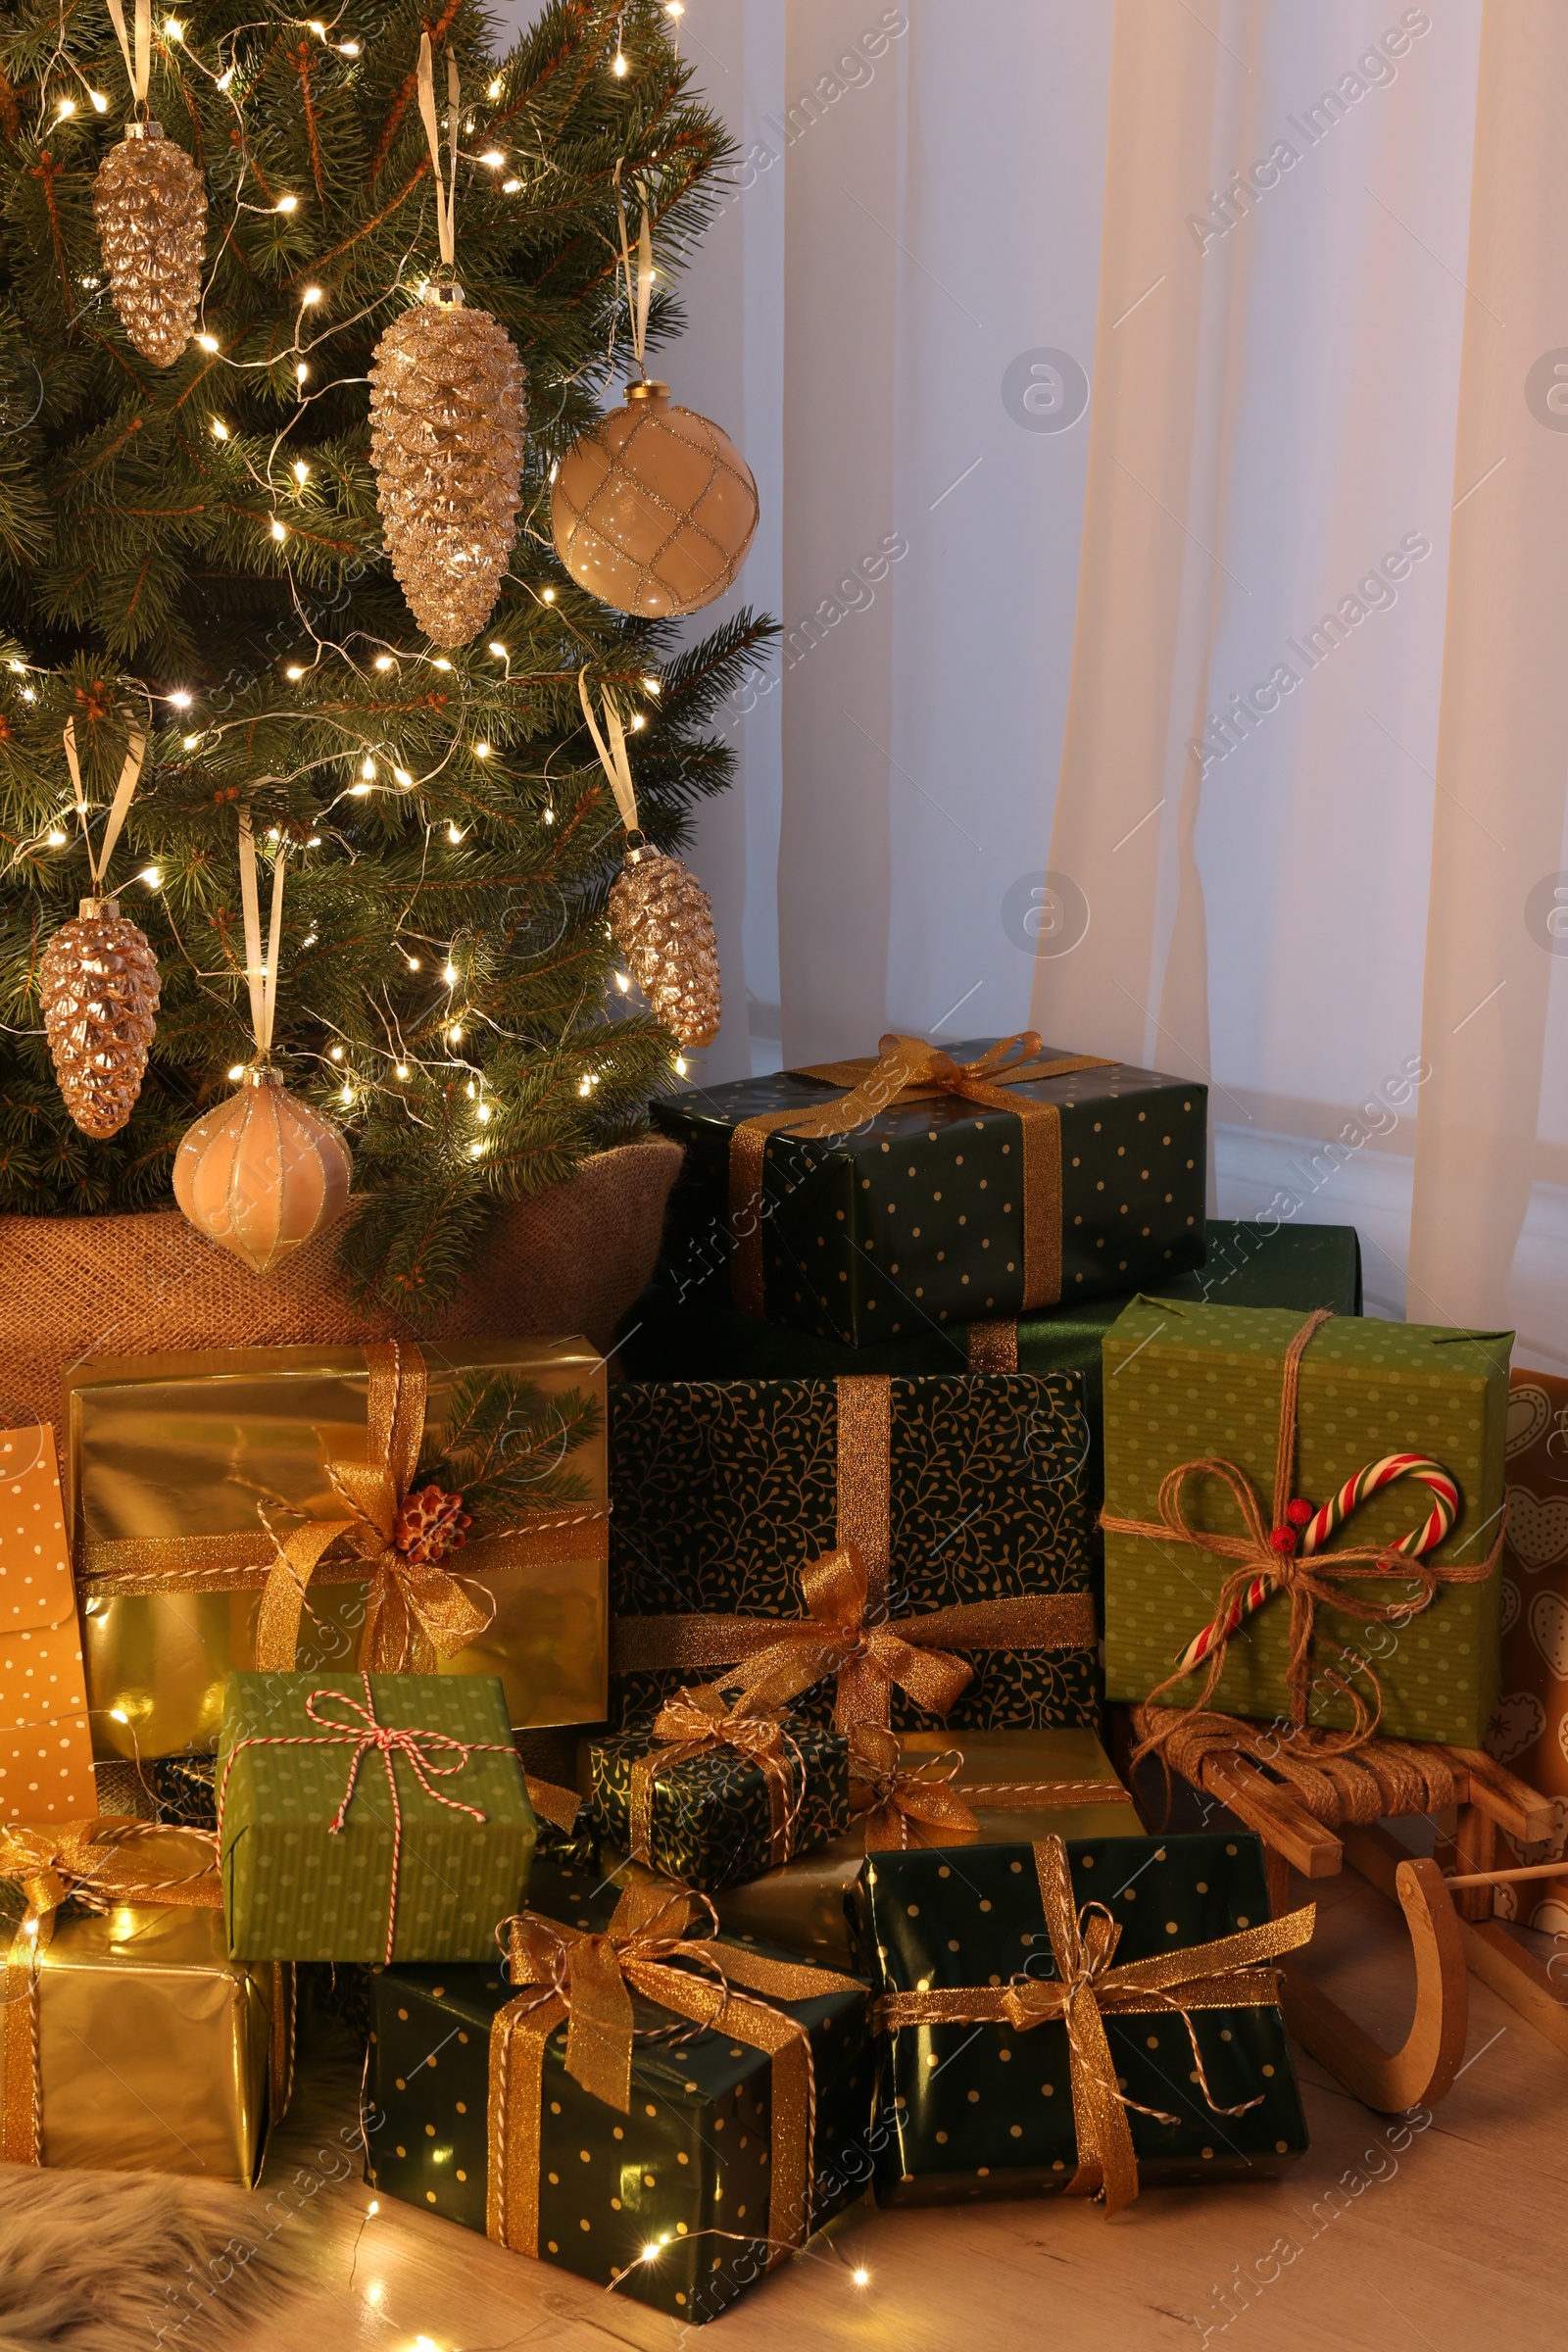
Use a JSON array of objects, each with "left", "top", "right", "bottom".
[{"left": 0, "top": 0, "right": 768, "bottom": 1311}]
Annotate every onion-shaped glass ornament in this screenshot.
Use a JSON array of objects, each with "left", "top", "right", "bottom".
[
  {"left": 551, "top": 378, "right": 759, "bottom": 617},
  {"left": 608, "top": 840, "right": 722, "bottom": 1048},
  {"left": 92, "top": 122, "right": 206, "bottom": 368},
  {"left": 39, "top": 895, "right": 161, "bottom": 1138},
  {"left": 172, "top": 1066, "right": 353, "bottom": 1275},
  {"left": 368, "top": 282, "right": 528, "bottom": 646}
]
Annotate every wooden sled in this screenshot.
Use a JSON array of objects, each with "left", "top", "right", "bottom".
[{"left": 1124, "top": 1722, "right": 1566, "bottom": 2112}]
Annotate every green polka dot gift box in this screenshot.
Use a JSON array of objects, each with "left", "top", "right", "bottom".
[
  {"left": 366, "top": 1858, "right": 873, "bottom": 2323},
  {"left": 1102, "top": 1302, "right": 1511, "bottom": 1745},
  {"left": 650, "top": 1036, "right": 1207, "bottom": 1348},
  {"left": 848, "top": 1831, "right": 1310, "bottom": 2206},
  {"left": 609, "top": 1374, "right": 1100, "bottom": 1735},
  {"left": 218, "top": 1671, "right": 536, "bottom": 1964}
]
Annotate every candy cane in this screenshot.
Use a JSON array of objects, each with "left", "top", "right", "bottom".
[{"left": 1174, "top": 1452, "right": 1460, "bottom": 1679}]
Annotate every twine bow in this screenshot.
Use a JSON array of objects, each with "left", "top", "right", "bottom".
[
  {"left": 630, "top": 1687, "right": 806, "bottom": 1871},
  {"left": 848, "top": 1725, "right": 980, "bottom": 1851},
  {"left": 253, "top": 1342, "right": 490, "bottom": 1675},
  {"left": 1101, "top": 1310, "right": 1504, "bottom": 1753},
  {"left": 871, "top": 1835, "right": 1315, "bottom": 2215},
  {"left": 217, "top": 1672, "right": 515, "bottom": 1967},
  {"left": 486, "top": 1882, "right": 864, "bottom": 2262},
  {"left": 0, "top": 1818, "right": 291, "bottom": 2166}
]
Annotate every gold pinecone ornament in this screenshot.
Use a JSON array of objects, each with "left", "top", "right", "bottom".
[
  {"left": 368, "top": 283, "right": 528, "bottom": 646},
  {"left": 92, "top": 122, "right": 206, "bottom": 368},
  {"left": 609, "top": 843, "right": 722, "bottom": 1049},
  {"left": 39, "top": 897, "right": 162, "bottom": 1139}
]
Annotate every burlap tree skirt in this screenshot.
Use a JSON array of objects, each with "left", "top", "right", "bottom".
[{"left": 0, "top": 1136, "right": 682, "bottom": 1434}]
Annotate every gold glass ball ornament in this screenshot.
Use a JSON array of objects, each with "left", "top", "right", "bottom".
[
  {"left": 173, "top": 1066, "right": 353, "bottom": 1275},
  {"left": 608, "top": 841, "right": 722, "bottom": 1048},
  {"left": 92, "top": 122, "right": 206, "bottom": 368},
  {"left": 39, "top": 896, "right": 161, "bottom": 1138},
  {"left": 368, "top": 280, "right": 528, "bottom": 646},
  {"left": 551, "top": 379, "right": 759, "bottom": 617}
]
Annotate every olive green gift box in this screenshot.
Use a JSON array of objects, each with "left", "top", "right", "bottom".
[
  {"left": 365, "top": 1859, "right": 873, "bottom": 2323},
  {"left": 1102, "top": 1302, "right": 1512, "bottom": 1743},
  {"left": 651, "top": 1041, "right": 1206, "bottom": 1347},
  {"left": 588, "top": 1721, "right": 851, "bottom": 1892},
  {"left": 847, "top": 1831, "right": 1307, "bottom": 2204},
  {"left": 218, "top": 1671, "right": 535, "bottom": 1963}
]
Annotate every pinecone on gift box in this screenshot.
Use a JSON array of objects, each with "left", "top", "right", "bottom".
[{"left": 393, "top": 1482, "right": 471, "bottom": 1567}]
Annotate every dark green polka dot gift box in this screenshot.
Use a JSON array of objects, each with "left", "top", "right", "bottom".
[
  {"left": 218, "top": 1671, "right": 535, "bottom": 1964},
  {"left": 366, "top": 1859, "right": 873, "bottom": 2323},
  {"left": 1102, "top": 1302, "right": 1512, "bottom": 1743},
  {"left": 848, "top": 1832, "right": 1309, "bottom": 2205},
  {"left": 651, "top": 1037, "right": 1207, "bottom": 1348}
]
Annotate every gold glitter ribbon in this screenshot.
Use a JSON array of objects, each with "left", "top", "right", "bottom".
[
  {"left": 870, "top": 1834, "right": 1315, "bottom": 2215},
  {"left": 74, "top": 1344, "right": 609, "bottom": 1675},
  {"left": 844, "top": 1726, "right": 1134, "bottom": 1852},
  {"left": 628, "top": 1687, "right": 805, "bottom": 1872},
  {"left": 0, "top": 1818, "right": 292, "bottom": 2166},
  {"left": 1100, "top": 1311, "right": 1503, "bottom": 1749},
  {"left": 485, "top": 1881, "right": 863, "bottom": 2263},
  {"left": 613, "top": 1541, "right": 1097, "bottom": 1734},
  {"left": 728, "top": 1031, "right": 1111, "bottom": 1319}
]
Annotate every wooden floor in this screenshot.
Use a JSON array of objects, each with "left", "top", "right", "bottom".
[{"left": 213, "top": 1859, "right": 1568, "bottom": 2352}]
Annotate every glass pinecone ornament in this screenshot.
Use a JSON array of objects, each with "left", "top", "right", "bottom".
[
  {"left": 608, "top": 842, "right": 722, "bottom": 1048},
  {"left": 92, "top": 122, "right": 206, "bottom": 368},
  {"left": 551, "top": 378, "right": 759, "bottom": 617},
  {"left": 172, "top": 1066, "right": 353, "bottom": 1275},
  {"left": 368, "top": 282, "right": 528, "bottom": 646},
  {"left": 39, "top": 896, "right": 161, "bottom": 1139}
]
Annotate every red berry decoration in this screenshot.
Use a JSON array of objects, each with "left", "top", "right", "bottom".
[
  {"left": 393, "top": 1483, "right": 472, "bottom": 1569},
  {"left": 1286, "top": 1497, "right": 1313, "bottom": 1528},
  {"left": 1268, "top": 1525, "right": 1298, "bottom": 1556}
]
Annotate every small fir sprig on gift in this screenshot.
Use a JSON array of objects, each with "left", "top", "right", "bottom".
[{"left": 416, "top": 1372, "right": 604, "bottom": 1534}]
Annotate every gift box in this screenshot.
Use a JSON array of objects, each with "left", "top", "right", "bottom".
[
  {"left": 1483, "top": 1370, "right": 1568, "bottom": 1922},
  {"left": 217, "top": 1670, "right": 535, "bottom": 1963},
  {"left": 707, "top": 1726, "right": 1146, "bottom": 1968},
  {"left": 610, "top": 1373, "right": 1099, "bottom": 1733},
  {"left": 0, "top": 1424, "right": 97, "bottom": 1822},
  {"left": 0, "top": 1819, "right": 290, "bottom": 2180},
  {"left": 848, "top": 1830, "right": 1311, "bottom": 2207},
  {"left": 1102, "top": 1302, "right": 1511, "bottom": 1742},
  {"left": 366, "top": 1858, "right": 872, "bottom": 2323},
  {"left": 68, "top": 1337, "right": 608, "bottom": 1762},
  {"left": 589, "top": 1704, "right": 851, "bottom": 1891},
  {"left": 652, "top": 1034, "right": 1206, "bottom": 1347}
]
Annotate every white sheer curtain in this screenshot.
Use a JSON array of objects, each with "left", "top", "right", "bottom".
[{"left": 505, "top": 2, "right": 1568, "bottom": 1365}]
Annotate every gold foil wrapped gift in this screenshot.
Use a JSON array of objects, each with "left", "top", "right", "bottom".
[
  {"left": 68, "top": 1339, "right": 609, "bottom": 1762},
  {"left": 1, "top": 1819, "right": 290, "bottom": 2181},
  {"left": 651, "top": 1727, "right": 1147, "bottom": 1970}
]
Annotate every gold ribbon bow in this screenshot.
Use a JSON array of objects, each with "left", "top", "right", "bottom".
[
  {"left": 0, "top": 1818, "right": 292, "bottom": 2167},
  {"left": 871, "top": 1835, "right": 1315, "bottom": 2215},
  {"left": 629, "top": 1687, "right": 805, "bottom": 1871},
  {"left": 848, "top": 1725, "right": 980, "bottom": 1851},
  {"left": 729, "top": 1031, "right": 1112, "bottom": 1318},
  {"left": 1100, "top": 1311, "right": 1504, "bottom": 1751},
  {"left": 614, "top": 1540, "right": 1097, "bottom": 1734},
  {"left": 254, "top": 1342, "right": 490, "bottom": 1675},
  {"left": 486, "top": 1881, "right": 864, "bottom": 2263}
]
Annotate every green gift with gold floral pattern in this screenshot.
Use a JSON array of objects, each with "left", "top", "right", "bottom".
[
  {"left": 589, "top": 1719, "right": 851, "bottom": 1891},
  {"left": 848, "top": 1831, "right": 1308, "bottom": 2203},
  {"left": 609, "top": 1374, "right": 1099, "bottom": 1734},
  {"left": 366, "top": 1859, "right": 873, "bottom": 2323},
  {"left": 1102, "top": 1301, "right": 1511, "bottom": 1742},
  {"left": 651, "top": 1037, "right": 1206, "bottom": 1347},
  {"left": 218, "top": 1670, "right": 535, "bottom": 1963}
]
